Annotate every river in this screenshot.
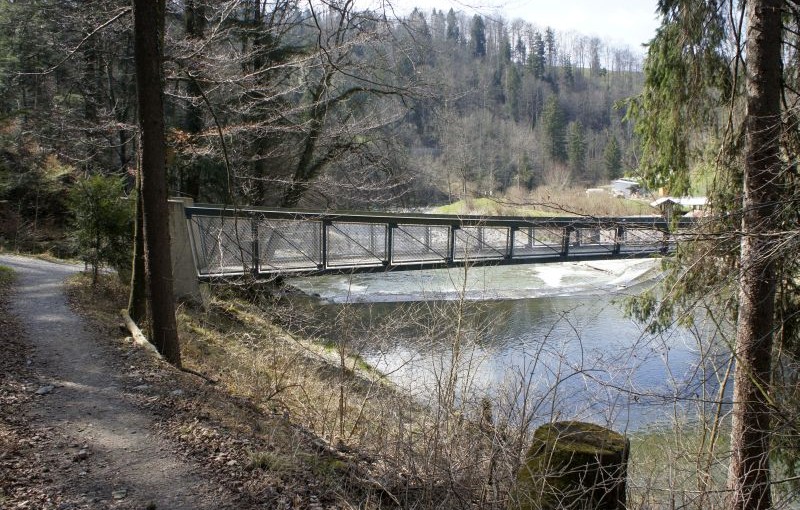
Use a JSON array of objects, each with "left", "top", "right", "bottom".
[{"left": 288, "top": 259, "right": 731, "bottom": 431}]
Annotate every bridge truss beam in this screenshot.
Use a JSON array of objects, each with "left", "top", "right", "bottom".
[{"left": 183, "top": 204, "right": 694, "bottom": 279}]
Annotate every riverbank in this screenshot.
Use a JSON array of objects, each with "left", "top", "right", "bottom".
[
  {"left": 1, "top": 257, "right": 746, "bottom": 507},
  {"left": 0, "top": 259, "right": 400, "bottom": 508},
  {"left": 162, "top": 268, "right": 735, "bottom": 508}
]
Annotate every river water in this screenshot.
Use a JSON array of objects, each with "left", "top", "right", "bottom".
[{"left": 288, "top": 259, "right": 730, "bottom": 431}]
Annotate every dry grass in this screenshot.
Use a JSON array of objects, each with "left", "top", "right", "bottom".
[
  {"left": 176, "top": 292, "right": 412, "bottom": 448},
  {"left": 61, "top": 272, "right": 752, "bottom": 509},
  {"left": 62, "top": 272, "right": 404, "bottom": 450},
  {"left": 627, "top": 423, "right": 731, "bottom": 508},
  {"left": 64, "top": 271, "right": 129, "bottom": 336}
]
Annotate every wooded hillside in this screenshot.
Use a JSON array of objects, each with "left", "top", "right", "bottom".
[{"left": 0, "top": 0, "right": 643, "bottom": 240}]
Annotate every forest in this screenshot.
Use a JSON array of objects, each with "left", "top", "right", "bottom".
[{"left": 0, "top": 0, "right": 641, "bottom": 253}]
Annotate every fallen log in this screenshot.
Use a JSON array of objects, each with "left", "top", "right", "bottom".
[{"left": 120, "top": 308, "right": 160, "bottom": 356}]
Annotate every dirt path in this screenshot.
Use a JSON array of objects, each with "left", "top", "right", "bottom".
[{"left": 0, "top": 255, "right": 240, "bottom": 509}]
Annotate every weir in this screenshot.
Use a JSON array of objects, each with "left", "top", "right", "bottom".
[{"left": 169, "top": 200, "right": 694, "bottom": 296}]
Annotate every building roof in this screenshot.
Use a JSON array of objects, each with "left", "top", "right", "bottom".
[{"left": 650, "top": 196, "right": 708, "bottom": 207}]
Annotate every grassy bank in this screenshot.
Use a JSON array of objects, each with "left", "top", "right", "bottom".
[
  {"left": 64, "top": 270, "right": 746, "bottom": 508},
  {"left": 433, "top": 188, "right": 658, "bottom": 217}
]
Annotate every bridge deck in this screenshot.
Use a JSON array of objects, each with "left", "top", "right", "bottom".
[{"left": 184, "top": 205, "right": 693, "bottom": 278}]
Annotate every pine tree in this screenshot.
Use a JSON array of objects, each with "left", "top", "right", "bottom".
[
  {"left": 528, "top": 31, "right": 546, "bottom": 79},
  {"left": 446, "top": 8, "right": 459, "bottom": 43},
  {"left": 506, "top": 65, "right": 521, "bottom": 122},
  {"left": 542, "top": 96, "right": 566, "bottom": 161},
  {"left": 132, "top": 0, "right": 181, "bottom": 365},
  {"left": 603, "top": 135, "right": 622, "bottom": 179},
  {"left": 631, "top": 1, "right": 790, "bottom": 507},
  {"left": 567, "top": 120, "right": 585, "bottom": 177},
  {"left": 562, "top": 55, "right": 575, "bottom": 89},
  {"left": 544, "top": 27, "right": 556, "bottom": 73},
  {"left": 470, "top": 15, "right": 486, "bottom": 58}
]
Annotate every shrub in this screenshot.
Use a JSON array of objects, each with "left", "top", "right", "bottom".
[{"left": 68, "top": 175, "right": 132, "bottom": 283}]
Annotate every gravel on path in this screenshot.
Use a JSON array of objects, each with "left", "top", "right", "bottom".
[{"left": 0, "top": 255, "right": 239, "bottom": 510}]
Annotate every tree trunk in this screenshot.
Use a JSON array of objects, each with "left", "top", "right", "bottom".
[
  {"left": 727, "top": 1, "right": 782, "bottom": 508},
  {"left": 132, "top": 0, "right": 181, "bottom": 366}
]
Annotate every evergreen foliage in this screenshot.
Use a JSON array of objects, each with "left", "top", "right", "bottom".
[
  {"left": 628, "top": 0, "right": 800, "bottom": 504},
  {"left": 446, "top": 8, "right": 459, "bottom": 42},
  {"left": 567, "top": 120, "right": 586, "bottom": 176},
  {"left": 68, "top": 175, "right": 132, "bottom": 283},
  {"left": 470, "top": 15, "right": 486, "bottom": 58},
  {"left": 603, "top": 135, "right": 622, "bottom": 179},
  {"left": 542, "top": 96, "right": 567, "bottom": 162}
]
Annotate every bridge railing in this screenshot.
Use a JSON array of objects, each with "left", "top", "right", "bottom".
[{"left": 183, "top": 204, "right": 694, "bottom": 278}]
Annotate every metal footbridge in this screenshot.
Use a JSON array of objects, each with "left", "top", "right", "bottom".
[{"left": 183, "top": 204, "right": 693, "bottom": 279}]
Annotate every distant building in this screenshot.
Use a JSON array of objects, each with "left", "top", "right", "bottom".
[
  {"left": 650, "top": 196, "right": 708, "bottom": 220},
  {"left": 611, "top": 179, "right": 642, "bottom": 198}
]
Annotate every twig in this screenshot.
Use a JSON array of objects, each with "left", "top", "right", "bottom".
[
  {"left": 20, "top": 8, "right": 132, "bottom": 77},
  {"left": 178, "top": 365, "right": 218, "bottom": 385}
]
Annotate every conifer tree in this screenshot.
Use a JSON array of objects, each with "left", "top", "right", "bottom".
[
  {"left": 470, "top": 15, "right": 486, "bottom": 58},
  {"left": 603, "top": 135, "right": 622, "bottom": 179},
  {"left": 567, "top": 120, "right": 585, "bottom": 177},
  {"left": 542, "top": 96, "right": 566, "bottom": 162},
  {"left": 631, "top": 1, "right": 789, "bottom": 507},
  {"left": 446, "top": 8, "right": 459, "bottom": 42},
  {"left": 132, "top": 0, "right": 181, "bottom": 365}
]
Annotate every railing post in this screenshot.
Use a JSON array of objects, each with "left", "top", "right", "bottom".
[
  {"left": 320, "top": 219, "right": 330, "bottom": 270},
  {"left": 386, "top": 223, "right": 396, "bottom": 267},
  {"left": 425, "top": 225, "right": 431, "bottom": 251},
  {"left": 561, "top": 226, "right": 572, "bottom": 257},
  {"left": 251, "top": 217, "right": 259, "bottom": 277},
  {"left": 448, "top": 226, "right": 458, "bottom": 263},
  {"left": 614, "top": 225, "right": 624, "bottom": 255},
  {"left": 508, "top": 226, "right": 517, "bottom": 259}
]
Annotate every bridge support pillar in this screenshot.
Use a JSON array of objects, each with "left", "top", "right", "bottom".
[{"left": 168, "top": 197, "right": 201, "bottom": 302}]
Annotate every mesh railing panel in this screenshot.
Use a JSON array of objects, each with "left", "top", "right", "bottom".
[
  {"left": 568, "top": 227, "right": 617, "bottom": 254},
  {"left": 453, "top": 226, "right": 509, "bottom": 261},
  {"left": 513, "top": 227, "right": 563, "bottom": 257},
  {"left": 257, "top": 218, "right": 322, "bottom": 271},
  {"left": 190, "top": 215, "right": 253, "bottom": 275},
  {"left": 392, "top": 224, "right": 450, "bottom": 263},
  {"left": 327, "top": 222, "right": 387, "bottom": 267},
  {"left": 619, "top": 228, "right": 666, "bottom": 253}
]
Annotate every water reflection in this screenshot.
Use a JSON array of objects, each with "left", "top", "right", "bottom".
[{"left": 288, "top": 260, "right": 731, "bottom": 431}]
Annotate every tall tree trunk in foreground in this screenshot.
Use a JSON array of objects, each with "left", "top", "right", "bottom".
[
  {"left": 727, "top": 0, "right": 782, "bottom": 507},
  {"left": 132, "top": 0, "right": 181, "bottom": 365}
]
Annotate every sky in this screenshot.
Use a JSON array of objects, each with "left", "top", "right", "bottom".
[{"left": 381, "top": 0, "right": 662, "bottom": 52}]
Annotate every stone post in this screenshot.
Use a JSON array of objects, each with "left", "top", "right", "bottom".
[
  {"left": 516, "top": 421, "right": 629, "bottom": 510},
  {"left": 168, "top": 197, "right": 200, "bottom": 301}
]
